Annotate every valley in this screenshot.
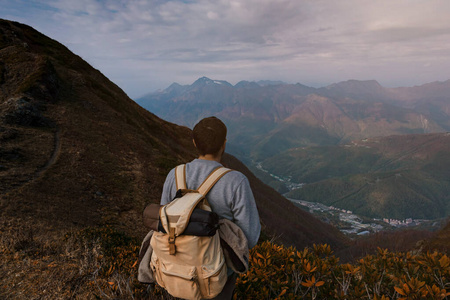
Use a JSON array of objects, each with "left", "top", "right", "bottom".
[
  {"left": 257, "top": 159, "right": 444, "bottom": 236},
  {"left": 288, "top": 197, "right": 441, "bottom": 237}
]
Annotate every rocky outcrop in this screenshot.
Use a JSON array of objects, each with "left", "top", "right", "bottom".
[{"left": 2, "top": 96, "right": 54, "bottom": 127}]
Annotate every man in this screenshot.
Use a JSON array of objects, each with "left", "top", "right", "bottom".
[{"left": 160, "top": 116, "right": 261, "bottom": 299}]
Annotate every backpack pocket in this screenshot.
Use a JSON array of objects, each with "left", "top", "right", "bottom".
[
  {"left": 154, "top": 258, "right": 201, "bottom": 300},
  {"left": 199, "top": 258, "right": 228, "bottom": 298}
]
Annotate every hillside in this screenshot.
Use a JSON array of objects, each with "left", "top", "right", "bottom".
[
  {"left": 280, "top": 133, "right": 450, "bottom": 219},
  {"left": 2, "top": 19, "right": 449, "bottom": 300},
  {"left": 0, "top": 19, "right": 347, "bottom": 250}
]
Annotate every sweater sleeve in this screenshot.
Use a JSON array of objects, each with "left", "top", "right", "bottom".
[{"left": 230, "top": 177, "right": 261, "bottom": 248}]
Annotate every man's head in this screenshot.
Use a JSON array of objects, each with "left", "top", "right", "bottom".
[{"left": 192, "top": 117, "right": 227, "bottom": 157}]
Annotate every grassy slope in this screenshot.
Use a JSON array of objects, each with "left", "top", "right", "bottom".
[
  {"left": 276, "top": 134, "right": 450, "bottom": 219},
  {"left": 0, "top": 19, "right": 195, "bottom": 238}
]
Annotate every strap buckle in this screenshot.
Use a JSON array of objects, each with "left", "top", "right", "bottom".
[{"left": 169, "top": 227, "right": 176, "bottom": 255}]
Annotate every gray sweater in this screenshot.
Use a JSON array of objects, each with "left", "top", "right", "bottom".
[{"left": 160, "top": 159, "right": 261, "bottom": 248}]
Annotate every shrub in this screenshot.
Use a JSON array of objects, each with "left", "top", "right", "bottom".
[
  {"left": 2, "top": 225, "right": 449, "bottom": 299},
  {"left": 236, "top": 241, "right": 450, "bottom": 299}
]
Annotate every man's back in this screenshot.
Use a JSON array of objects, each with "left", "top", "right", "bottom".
[{"left": 161, "top": 158, "right": 260, "bottom": 248}]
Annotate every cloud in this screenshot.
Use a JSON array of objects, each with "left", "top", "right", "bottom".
[{"left": 2, "top": 0, "right": 450, "bottom": 97}]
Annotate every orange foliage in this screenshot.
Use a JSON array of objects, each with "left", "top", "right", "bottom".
[{"left": 235, "top": 241, "right": 450, "bottom": 299}]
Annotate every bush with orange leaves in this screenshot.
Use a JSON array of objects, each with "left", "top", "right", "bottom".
[
  {"left": 3, "top": 224, "right": 447, "bottom": 299},
  {"left": 235, "top": 241, "right": 450, "bottom": 300}
]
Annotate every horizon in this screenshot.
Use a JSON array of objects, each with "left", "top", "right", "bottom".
[
  {"left": 145, "top": 76, "right": 450, "bottom": 96},
  {"left": 2, "top": 1, "right": 450, "bottom": 98}
]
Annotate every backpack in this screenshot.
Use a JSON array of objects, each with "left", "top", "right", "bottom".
[{"left": 150, "top": 164, "right": 232, "bottom": 300}]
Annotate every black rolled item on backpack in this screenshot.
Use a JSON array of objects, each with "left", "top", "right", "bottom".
[
  {"left": 143, "top": 203, "right": 220, "bottom": 236},
  {"left": 158, "top": 209, "right": 220, "bottom": 236}
]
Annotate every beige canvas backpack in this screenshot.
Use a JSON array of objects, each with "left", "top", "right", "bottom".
[{"left": 150, "top": 164, "right": 232, "bottom": 300}]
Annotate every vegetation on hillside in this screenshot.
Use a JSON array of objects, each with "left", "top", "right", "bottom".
[
  {"left": 268, "top": 134, "right": 450, "bottom": 220},
  {"left": 1, "top": 225, "right": 448, "bottom": 299}
]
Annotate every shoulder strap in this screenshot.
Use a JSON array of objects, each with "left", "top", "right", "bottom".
[
  {"left": 175, "top": 164, "right": 187, "bottom": 190},
  {"left": 174, "top": 164, "right": 232, "bottom": 195},
  {"left": 197, "top": 166, "right": 232, "bottom": 196}
]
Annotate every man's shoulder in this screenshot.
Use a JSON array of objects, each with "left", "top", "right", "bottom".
[{"left": 222, "top": 169, "right": 248, "bottom": 185}]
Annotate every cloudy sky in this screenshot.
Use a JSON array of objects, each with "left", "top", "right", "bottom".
[{"left": 2, "top": 0, "right": 450, "bottom": 98}]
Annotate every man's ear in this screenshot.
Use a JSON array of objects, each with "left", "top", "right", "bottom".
[{"left": 220, "top": 140, "right": 227, "bottom": 154}]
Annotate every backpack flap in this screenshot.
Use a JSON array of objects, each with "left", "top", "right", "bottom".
[
  {"left": 160, "top": 192, "right": 206, "bottom": 235},
  {"left": 160, "top": 192, "right": 205, "bottom": 255}
]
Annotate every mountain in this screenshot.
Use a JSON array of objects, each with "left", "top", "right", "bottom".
[
  {"left": 280, "top": 133, "right": 450, "bottom": 219},
  {"left": 137, "top": 76, "right": 450, "bottom": 221},
  {"left": 137, "top": 77, "right": 448, "bottom": 162},
  {"left": 321, "top": 79, "right": 390, "bottom": 101},
  {"left": 0, "top": 19, "right": 347, "bottom": 250}
]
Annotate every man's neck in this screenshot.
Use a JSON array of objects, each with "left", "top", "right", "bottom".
[{"left": 198, "top": 154, "right": 222, "bottom": 163}]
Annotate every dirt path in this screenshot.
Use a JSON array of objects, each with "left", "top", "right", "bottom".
[
  {"left": 0, "top": 128, "right": 61, "bottom": 195},
  {"left": 35, "top": 128, "right": 61, "bottom": 178}
]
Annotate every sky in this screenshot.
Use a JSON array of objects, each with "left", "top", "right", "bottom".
[{"left": 1, "top": 0, "right": 450, "bottom": 99}]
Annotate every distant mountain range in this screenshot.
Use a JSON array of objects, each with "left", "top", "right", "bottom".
[
  {"left": 137, "top": 77, "right": 450, "bottom": 161},
  {"left": 137, "top": 77, "right": 450, "bottom": 220}
]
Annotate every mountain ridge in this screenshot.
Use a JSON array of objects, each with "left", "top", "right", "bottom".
[
  {"left": 277, "top": 132, "right": 450, "bottom": 219},
  {"left": 137, "top": 76, "right": 450, "bottom": 221},
  {"left": 0, "top": 19, "right": 347, "bottom": 249},
  {"left": 138, "top": 76, "right": 449, "bottom": 161}
]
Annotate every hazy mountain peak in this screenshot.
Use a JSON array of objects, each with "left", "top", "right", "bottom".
[
  {"left": 192, "top": 76, "right": 232, "bottom": 87},
  {"left": 193, "top": 76, "right": 213, "bottom": 84},
  {"left": 326, "top": 79, "right": 382, "bottom": 90},
  {"left": 163, "top": 82, "right": 188, "bottom": 93},
  {"left": 167, "top": 82, "right": 182, "bottom": 89},
  {"left": 320, "top": 79, "right": 388, "bottom": 102},
  {"left": 234, "top": 80, "right": 261, "bottom": 89},
  {"left": 257, "top": 80, "right": 287, "bottom": 86}
]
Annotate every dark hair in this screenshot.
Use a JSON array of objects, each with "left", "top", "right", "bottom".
[{"left": 193, "top": 117, "right": 227, "bottom": 156}]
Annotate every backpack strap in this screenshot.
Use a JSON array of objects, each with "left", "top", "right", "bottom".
[
  {"left": 175, "top": 164, "right": 187, "bottom": 190},
  {"left": 174, "top": 164, "right": 232, "bottom": 195},
  {"left": 197, "top": 166, "right": 232, "bottom": 196}
]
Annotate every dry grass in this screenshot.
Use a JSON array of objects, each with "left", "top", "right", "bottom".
[
  {"left": 1, "top": 221, "right": 448, "bottom": 299},
  {"left": 0, "top": 221, "right": 154, "bottom": 299}
]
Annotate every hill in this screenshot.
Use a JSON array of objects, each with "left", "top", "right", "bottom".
[
  {"left": 0, "top": 19, "right": 347, "bottom": 250},
  {"left": 426, "top": 219, "right": 450, "bottom": 252},
  {"left": 280, "top": 133, "right": 450, "bottom": 219}
]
